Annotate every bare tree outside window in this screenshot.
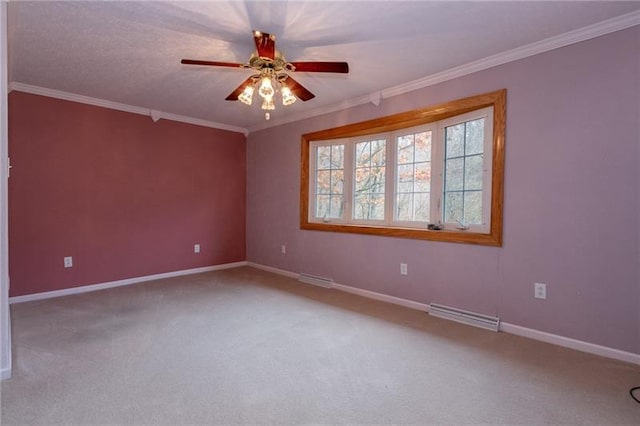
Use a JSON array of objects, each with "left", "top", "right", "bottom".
[
  {"left": 444, "top": 119, "right": 484, "bottom": 225},
  {"left": 354, "top": 139, "right": 386, "bottom": 220},
  {"left": 315, "top": 144, "right": 344, "bottom": 219},
  {"left": 396, "top": 131, "right": 431, "bottom": 222}
]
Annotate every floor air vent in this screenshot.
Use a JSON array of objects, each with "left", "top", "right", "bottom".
[
  {"left": 298, "top": 273, "right": 333, "bottom": 288},
  {"left": 429, "top": 303, "right": 500, "bottom": 332}
]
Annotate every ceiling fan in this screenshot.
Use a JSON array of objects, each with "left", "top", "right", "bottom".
[{"left": 181, "top": 30, "right": 349, "bottom": 119}]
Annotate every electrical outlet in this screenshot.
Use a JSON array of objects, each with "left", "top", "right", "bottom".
[
  {"left": 281, "top": 245, "right": 286, "bottom": 254},
  {"left": 64, "top": 256, "right": 73, "bottom": 268},
  {"left": 194, "top": 244, "right": 200, "bottom": 253},
  {"left": 400, "top": 263, "right": 408, "bottom": 275},
  {"left": 534, "top": 282, "right": 547, "bottom": 300}
]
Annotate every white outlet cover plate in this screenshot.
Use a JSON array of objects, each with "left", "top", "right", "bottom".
[{"left": 534, "top": 282, "right": 547, "bottom": 299}]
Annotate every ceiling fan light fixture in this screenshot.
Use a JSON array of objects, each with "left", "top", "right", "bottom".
[
  {"left": 259, "top": 76, "right": 274, "bottom": 98},
  {"left": 182, "top": 30, "right": 348, "bottom": 121},
  {"left": 281, "top": 85, "right": 297, "bottom": 106},
  {"left": 238, "top": 85, "right": 254, "bottom": 105},
  {"left": 261, "top": 95, "right": 275, "bottom": 111}
]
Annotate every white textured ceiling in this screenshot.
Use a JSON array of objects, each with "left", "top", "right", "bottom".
[{"left": 8, "top": 1, "right": 640, "bottom": 133}]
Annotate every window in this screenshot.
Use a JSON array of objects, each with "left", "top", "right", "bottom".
[
  {"left": 354, "top": 138, "right": 386, "bottom": 221},
  {"left": 308, "top": 109, "right": 491, "bottom": 231},
  {"left": 301, "top": 90, "right": 505, "bottom": 246},
  {"left": 395, "top": 128, "right": 432, "bottom": 224},
  {"left": 314, "top": 143, "right": 345, "bottom": 220},
  {"left": 442, "top": 116, "right": 489, "bottom": 227}
]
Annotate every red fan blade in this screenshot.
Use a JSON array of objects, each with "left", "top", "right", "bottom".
[
  {"left": 253, "top": 30, "right": 275, "bottom": 60},
  {"left": 283, "top": 76, "right": 315, "bottom": 102},
  {"left": 181, "top": 59, "right": 245, "bottom": 68},
  {"left": 225, "top": 77, "right": 256, "bottom": 101},
  {"left": 289, "top": 61, "right": 349, "bottom": 73}
]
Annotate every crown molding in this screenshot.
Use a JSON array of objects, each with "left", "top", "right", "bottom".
[
  {"left": 8, "top": 82, "right": 249, "bottom": 136},
  {"left": 248, "top": 9, "right": 640, "bottom": 133},
  {"left": 381, "top": 9, "right": 640, "bottom": 100}
]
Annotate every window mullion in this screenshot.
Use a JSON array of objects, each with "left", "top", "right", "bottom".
[
  {"left": 431, "top": 125, "right": 444, "bottom": 224},
  {"left": 343, "top": 139, "right": 354, "bottom": 223},
  {"left": 385, "top": 132, "right": 395, "bottom": 225},
  {"left": 309, "top": 145, "right": 316, "bottom": 222}
]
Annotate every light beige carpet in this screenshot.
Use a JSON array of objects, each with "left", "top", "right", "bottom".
[{"left": 1, "top": 266, "right": 639, "bottom": 425}]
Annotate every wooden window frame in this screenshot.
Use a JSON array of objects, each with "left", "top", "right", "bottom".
[{"left": 300, "top": 89, "right": 506, "bottom": 246}]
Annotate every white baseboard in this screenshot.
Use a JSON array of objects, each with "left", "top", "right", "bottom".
[
  {"left": 1, "top": 366, "right": 11, "bottom": 380},
  {"left": 247, "top": 262, "right": 427, "bottom": 311},
  {"left": 331, "top": 282, "right": 430, "bottom": 312},
  {"left": 9, "top": 261, "right": 248, "bottom": 304},
  {"left": 246, "top": 262, "right": 298, "bottom": 279},
  {"left": 246, "top": 262, "right": 640, "bottom": 365},
  {"left": 499, "top": 322, "right": 640, "bottom": 365}
]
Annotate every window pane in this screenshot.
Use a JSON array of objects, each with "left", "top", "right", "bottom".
[
  {"left": 465, "top": 119, "right": 484, "bottom": 155},
  {"left": 414, "top": 162, "right": 431, "bottom": 191},
  {"left": 331, "top": 170, "right": 344, "bottom": 194},
  {"left": 464, "top": 191, "right": 482, "bottom": 224},
  {"left": 317, "top": 194, "right": 343, "bottom": 219},
  {"left": 331, "top": 145, "right": 344, "bottom": 168},
  {"left": 355, "top": 168, "right": 371, "bottom": 192},
  {"left": 353, "top": 194, "right": 365, "bottom": 219},
  {"left": 444, "top": 192, "right": 463, "bottom": 223},
  {"left": 371, "top": 139, "right": 386, "bottom": 166},
  {"left": 370, "top": 194, "right": 385, "bottom": 220},
  {"left": 355, "top": 141, "right": 371, "bottom": 168},
  {"left": 414, "top": 192, "right": 430, "bottom": 222},
  {"left": 316, "top": 195, "right": 330, "bottom": 218},
  {"left": 446, "top": 123, "right": 465, "bottom": 158},
  {"left": 445, "top": 158, "right": 464, "bottom": 191},
  {"left": 397, "top": 135, "right": 414, "bottom": 164},
  {"left": 329, "top": 195, "right": 343, "bottom": 218},
  {"left": 464, "top": 155, "right": 483, "bottom": 191},
  {"left": 396, "top": 193, "right": 413, "bottom": 221},
  {"left": 316, "top": 170, "right": 331, "bottom": 194},
  {"left": 370, "top": 166, "right": 385, "bottom": 192},
  {"left": 415, "top": 131, "right": 432, "bottom": 162},
  {"left": 317, "top": 146, "right": 331, "bottom": 169},
  {"left": 397, "top": 163, "right": 414, "bottom": 193}
]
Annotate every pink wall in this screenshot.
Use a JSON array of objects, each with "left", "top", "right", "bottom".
[
  {"left": 246, "top": 28, "right": 640, "bottom": 354},
  {"left": 9, "top": 92, "right": 246, "bottom": 297}
]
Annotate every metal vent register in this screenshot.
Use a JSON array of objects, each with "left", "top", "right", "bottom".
[{"left": 429, "top": 303, "right": 500, "bottom": 332}]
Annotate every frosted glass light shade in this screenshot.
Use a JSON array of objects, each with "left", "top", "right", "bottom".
[
  {"left": 281, "top": 86, "right": 297, "bottom": 106},
  {"left": 238, "top": 85, "right": 254, "bottom": 105},
  {"left": 259, "top": 76, "right": 274, "bottom": 98}
]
